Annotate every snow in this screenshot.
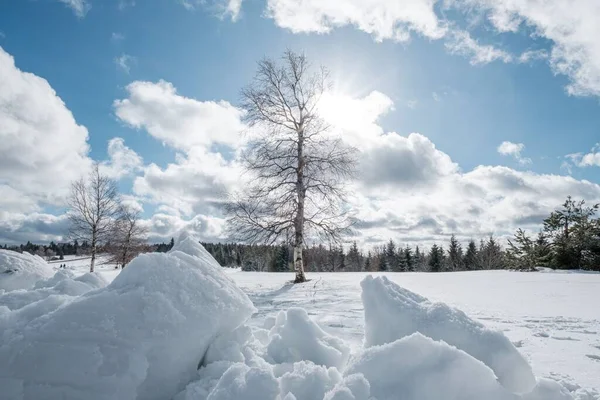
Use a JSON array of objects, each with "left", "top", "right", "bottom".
[
  {"left": 361, "top": 275, "right": 536, "bottom": 393},
  {"left": 267, "top": 307, "right": 350, "bottom": 369},
  {"left": 0, "top": 249, "right": 55, "bottom": 292},
  {"left": 0, "top": 239, "right": 255, "bottom": 400},
  {"left": 1, "top": 241, "right": 598, "bottom": 400}
]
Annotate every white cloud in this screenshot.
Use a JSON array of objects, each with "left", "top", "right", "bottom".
[
  {"left": 111, "top": 32, "right": 125, "bottom": 41},
  {"left": 518, "top": 49, "right": 548, "bottom": 64},
  {"left": 114, "top": 80, "right": 245, "bottom": 151},
  {"left": 99, "top": 137, "right": 143, "bottom": 179},
  {"left": 178, "top": 0, "right": 244, "bottom": 21},
  {"left": 133, "top": 147, "right": 241, "bottom": 217},
  {"left": 432, "top": 92, "right": 441, "bottom": 102},
  {"left": 114, "top": 54, "right": 135, "bottom": 74},
  {"left": 0, "top": 46, "right": 91, "bottom": 213},
  {"left": 118, "top": 0, "right": 136, "bottom": 10},
  {"left": 0, "top": 212, "right": 69, "bottom": 244},
  {"left": 497, "top": 141, "right": 532, "bottom": 165},
  {"left": 566, "top": 144, "right": 600, "bottom": 168},
  {"left": 57, "top": 0, "right": 90, "bottom": 17},
  {"left": 445, "top": 30, "right": 513, "bottom": 65},
  {"left": 266, "top": 0, "right": 446, "bottom": 42},
  {"left": 460, "top": 0, "right": 600, "bottom": 97}
]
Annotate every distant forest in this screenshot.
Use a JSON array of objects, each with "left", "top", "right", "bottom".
[{"left": 3, "top": 196, "right": 600, "bottom": 272}]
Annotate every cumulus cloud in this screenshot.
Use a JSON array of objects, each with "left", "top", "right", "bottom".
[
  {"left": 566, "top": 144, "right": 600, "bottom": 168},
  {"left": 266, "top": 0, "right": 446, "bottom": 42},
  {"left": 497, "top": 141, "right": 532, "bottom": 165},
  {"left": 114, "top": 80, "right": 245, "bottom": 151},
  {"left": 458, "top": 0, "right": 600, "bottom": 97},
  {"left": 0, "top": 212, "right": 70, "bottom": 244},
  {"left": 57, "top": 0, "right": 90, "bottom": 17},
  {"left": 99, "top": 138, "right": 143, "bottom": 179},
  {"left": 0, "top": 46, "right": 91, "bottom": 213}
]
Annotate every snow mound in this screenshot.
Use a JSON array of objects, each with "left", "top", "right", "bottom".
[
  {"left": 171, "top": 230, "right": 222, "bottom": 269},
  {"left": 267, "top": 307, "right": 350, "bottom": 369},
  {"left": 0, "top": 250, "right": 55, "bottom": 292},
  {"left": 361, "top": 275, "right": 536, "bottom": 393},
  {"left": 0, "top": 270, "right": 107, "bottom": 311},
  {"left": 347, "top": 332, "right": 519, "bottom": 400},
  {"left": 279, "top": 361, "right": 343, "bottom": 400},
  {"left": 0, "top": 239, "right": 255, "bottom": 400},
  {"left": 205, "top": 363, "right": 280, "bottom": 400}
]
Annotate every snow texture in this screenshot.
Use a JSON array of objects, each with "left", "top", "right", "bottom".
[
  {"left": 361, "top": 275, "right": 537, "bottom": 393},
  {"left": 0, "top": 249, "right": 55, "bottom": 292},
  {"left": 0, "top": 238, "right": 255, "bottom": 400},
  {"left": 347, "top": 332, "right": 519, "bottom": 400},
  {"left": 267, "top": 307, "right": 350, "bottom": 369}
]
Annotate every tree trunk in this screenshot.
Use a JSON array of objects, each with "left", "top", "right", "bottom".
[
  {"left": 294, "top": 125, "right": 307, "bottom": 283},
  {"left": 90, "top": 228, "right": 96, "bottom": 273}
]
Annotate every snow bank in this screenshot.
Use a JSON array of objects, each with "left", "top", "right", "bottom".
[
  {"left": 267, "top": 308, "right": 350, "bottom": 369},
  {"left": 0, "top": 239, "right": 255, "bottom": 400},
  {"left": 347, "top": 332, "right": 519, "bottom": 400},
  {"left": 361, "top": 275, "right": 536, "bottom": 393},
  {"left": 0, "top": 250, "right": 55, "bottom": 292},
  {"left": 0, "top": 270, "right": 107, "bottom": 311}
]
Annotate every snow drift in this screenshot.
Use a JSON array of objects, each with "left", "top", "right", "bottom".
[
  {"left": 0, "top": 249, "right": 55, "bottom": 292},
  {"left": 0, "top": 238, "right": 255, "bottom": 400},
  {"left": 267, "top": 307, "right": 350, "bottom": 369},
  {"left": 361, "top": 275, "right": 536, "bottom": 393}
]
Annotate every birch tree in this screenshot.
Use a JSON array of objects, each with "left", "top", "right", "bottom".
[
  {"left": 67, "top": 163, "right": 121, "bottom": 273},
  {"left": 108, "top": 206, "right": 148, "bottom": 268},
  {"left": 226, "top": 50, "right": 356, "bottom": 283}
]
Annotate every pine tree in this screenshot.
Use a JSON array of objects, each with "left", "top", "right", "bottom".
[
  {"left": 347, "top": 241, "right": 361, "bottom": 271},
  {"left": 365, "top": 251, "right": 372, "bottom": 272},
  {"left": 463, "top": 240, "right": 478, "bottom": 270},
  {"left": 428, "top": 244, "right": 444, "bottom": 272},
  {"left": 383, "top": 239, "right": 396, "bottom": 271},
  {"left": 404, "top": 245, "right": 414, "bottom": 271},
  {"left": 447, "top": 234, "right": 463, "bottom": 271}
]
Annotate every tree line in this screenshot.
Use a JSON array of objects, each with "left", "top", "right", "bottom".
[{"left": 4, "top": 196, "right": 600, "bottom": 272}]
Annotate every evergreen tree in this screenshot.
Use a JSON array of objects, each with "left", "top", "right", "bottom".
[
  {"left": 365, "top": 251, "right": 372, "bottom": 272},
  {"left": 447, "top": 234, "right": 463, "bottom": 271},
  {"left": 463, "top": 240, "right": 478, "bottom": 270},
  {"left": 404, "top": 245, "right": 414, "bottom": 271},
  {"left": 347, "top": 241, "right": 361, "bottom": 271},
  {"left": 383, "top": 240, "right": 396, "bottom": 271},
  {"left": 428, "top": 244, "right": 444, "bottom": 272}
]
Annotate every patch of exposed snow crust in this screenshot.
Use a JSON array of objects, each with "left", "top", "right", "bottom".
[{"left": 0, "top": 238, "right": 597, "bottom": 400}]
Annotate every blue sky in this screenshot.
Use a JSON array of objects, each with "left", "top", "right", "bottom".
[{"left": 1, "top": 0, "right": 600, "bottom": 246}]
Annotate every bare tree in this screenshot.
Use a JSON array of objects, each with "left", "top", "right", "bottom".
[
  {"left": 67, "top": 163, "right": 121, "bottom": 273},
  {"left": 226, "top": 50, "right": 356, "bottom": 283},
  {"left": 108, "top": 206, "right": 149, "bottom": 269}
]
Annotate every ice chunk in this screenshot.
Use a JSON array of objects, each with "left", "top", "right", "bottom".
[
  {"left": 267, "top": 308, "right": 350, "bottom": 369},
  {"left": 206, "top": 363, "right": 280, "bottom": 400},
  {"left": 279, "top": 361, "right": 343, "bottom": 400},
  {"left": 0, "top": 250, "right": 55, "bottom": 292},
  {"left": 323, "top": 374, "right": 371, "bottom": 400},
  {"left": 361, "top": 275, "right": 536, "bottom": 393},
  {"left": 347, "top": 332, "right": 520, "bottom": 400},
  {"left": 0, "top": 240, "right": 255, "bottom": 400}
]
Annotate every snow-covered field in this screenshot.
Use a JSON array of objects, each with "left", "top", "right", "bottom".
[{"left": 1, "top": 241, "right": 599, "bottom": 399}]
